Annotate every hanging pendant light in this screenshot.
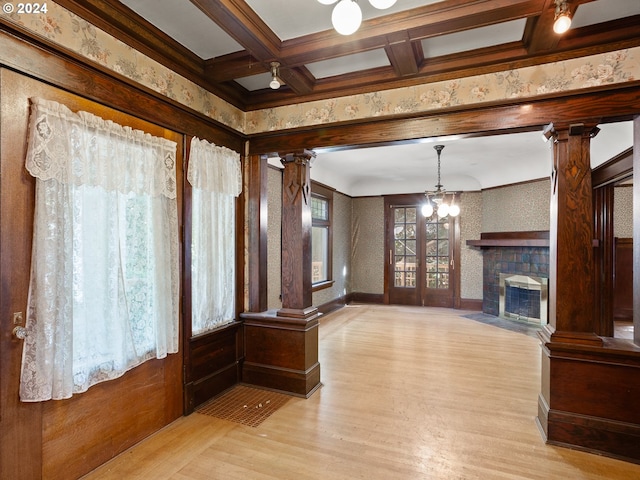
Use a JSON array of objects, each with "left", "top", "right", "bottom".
[
  {"left": 422, "top": 145, "right": 460, "bottom": 219},
  {"left": 331, "top": 0, "right": 362, "bottom": 36},
  {"left": 369, "top": 0, "right": 396, "bottom": 9},
  {"left": 319, "top": 0, "right": 396, "bottom": 35},
  {"left": 268, "top": 62, "right": 281, "bottom": 90}
]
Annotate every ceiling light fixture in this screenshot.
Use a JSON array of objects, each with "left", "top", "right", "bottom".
[
  {"left": 269, "top": 61, "right": 280, "bottom": 90},
  {"left": 320, "top": 0, "right": 397, "bottom": 36},
  {"left": 331, "top": 0, "right": 362, "bottom": 36},
  {"left": 369, "top": 0, "right": 397, "bottom": 8},
  {"left": 553, "top": 0, "right": 572, "bottom": 34},
  {"left": 421, "top": 145, "right": 460, "bottom": 219}
]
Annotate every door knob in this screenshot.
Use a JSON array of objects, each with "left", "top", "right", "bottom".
[{"left": 12, "top": 326, "right": 27, "bottom": 340}]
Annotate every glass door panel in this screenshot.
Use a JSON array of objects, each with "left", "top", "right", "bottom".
[
  {"left": 386, "top": 196, "right": 457, "bottom": 307},
  {"left": 423, "top": 216, "right": 454, "bottom": 306},
  {"left": 394, "top": 207, "right": 417, "bottom": 288}
]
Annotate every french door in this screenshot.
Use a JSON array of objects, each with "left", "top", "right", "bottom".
[{"left": 385, "top": 194, "right": 460, "bottom": 307}]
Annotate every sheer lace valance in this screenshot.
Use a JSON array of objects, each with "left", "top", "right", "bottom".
[
  {"left": 187, "top": 137, "right": 241, "bottom": 196},
  {"left": 187, "top": 137, "right": 241, "bottom": 335},
  {"left": 26, "top": 97, "right": 177, "bottom": 199}
]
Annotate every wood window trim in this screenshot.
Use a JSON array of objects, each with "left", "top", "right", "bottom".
[{"left": 311, "top": 182, "right": 334, "bottom": 287}]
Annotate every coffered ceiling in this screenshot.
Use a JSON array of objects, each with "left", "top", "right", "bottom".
[
  {"left": 64, "top": 0, "right": 640, "bottom": 110},
  {"left": 58, "top": 0, "right": 639, "bottom": 195}
]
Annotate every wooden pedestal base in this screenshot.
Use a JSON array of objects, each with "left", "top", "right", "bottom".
[
  {"left": 241, "top": 309, "right": 321, "bottom": 397},
  {"left": 537, "top": 329, "right": 640, "bottom": 463}
]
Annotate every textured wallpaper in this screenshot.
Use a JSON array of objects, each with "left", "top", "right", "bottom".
[
  {"left": 312, "top": 192, "right": 353, "bottom": 307},
  {"left": 351, "top": 197, "right": 385, "bottom": 295},
  {"left": 614, "top": 185, "right": 633, "bottom": 238},
  {"left": 460, "top": 191, "right": 483, "bottom": 300},
  {"left": 482, "top": 180, "right": 551, "bottom": 232},
  {"left": 267, "top": 167, "right": 282, "bottom": 310}
]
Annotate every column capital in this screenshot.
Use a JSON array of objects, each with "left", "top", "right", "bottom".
[{"left": 279, "top": 149, "right": 316, "bottom": 166}]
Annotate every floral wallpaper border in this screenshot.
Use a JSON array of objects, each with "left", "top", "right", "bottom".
[{"left": 2, "top": 1, "right": 639, "bottom": 137}]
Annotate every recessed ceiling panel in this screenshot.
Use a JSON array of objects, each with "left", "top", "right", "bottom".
[
  {"left": 421, "top": 19, "right": 526, "bottom": 58},
  {"left": 306, "top": 49, "right": 391, "bottom": 79},
  {"left": 235, "top": 72, "right": 274, "bottom": 92},
  {"left": 119, "top": 0, "right": 242, "bottom": 59},
  {"left": 245, "top": 0, "right": 444, "bottom": 40},
  {"left": 572, "top": 0, "right": 640, "bottom": 28}
]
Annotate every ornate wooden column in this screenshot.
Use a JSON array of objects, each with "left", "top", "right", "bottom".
[
  {"left": 545, "top": 123, "right": 601, "bottom": 342},
  {"left": 241, "top": 150, "right": 321, "bottom": 397},
  {"left": 278, "top": 150, "right": 318, "bottom": 318},
  {"left": 537, "top": 123, "right": 640, "bottom": 463}
]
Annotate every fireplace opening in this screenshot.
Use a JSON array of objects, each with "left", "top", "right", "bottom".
[{"left": 499, "top": 273, "right": 548, "bottom": 324}]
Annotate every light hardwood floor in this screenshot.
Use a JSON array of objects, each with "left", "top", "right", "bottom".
[{"left": 82, "top": 305, "right": 640, "bottom": 479}]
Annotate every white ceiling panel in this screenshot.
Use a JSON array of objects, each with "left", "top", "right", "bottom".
[
  {"left": 306, "top": 49, "right": 391, "bottom": 79},
  {"left": 246, "top": 0, "right": 445, "bottom": 40},
  {"left": 572, "top": 0, "right": 640, "bottom": 29},
  {"left": 119, "top": 0, "right": 242, "bottom": 58},
  {"left": 421, "top": 19, "right": 527, "bottom": 58},
  {"left": 235, "top": 71, "right": 274, "bottom": 91}
]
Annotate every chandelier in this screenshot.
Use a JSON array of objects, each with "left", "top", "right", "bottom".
[
  {"left": 421, "top": 145, "right": 460, "bottom": 219},
  {"left": 318, "top": 0, "right": 397, "bottom": 36}
]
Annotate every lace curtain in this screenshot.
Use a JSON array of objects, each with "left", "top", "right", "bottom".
[
  {"left": 20, "top": 97, "right": 179, "bottom": 401},
  {"left": 187, "top": 137, "right": 241, "bottom": 335}
]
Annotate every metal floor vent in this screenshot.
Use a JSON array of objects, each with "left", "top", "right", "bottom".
[{"left": 195, "top": 385, "right": 291, "bottom": 428}]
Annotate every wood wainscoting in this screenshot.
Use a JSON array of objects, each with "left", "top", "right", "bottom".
[{"left": 184, "top": 321, "right": 244, "bottom": 414}]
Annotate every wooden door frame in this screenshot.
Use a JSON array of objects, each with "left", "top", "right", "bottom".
[
  {"left": 592, "top": 148, "right": 633, "bottom": 337},
  {"left": 422, "top": 213, "right": 461, "bottom": 309},
  {"left": 384, "top": 193, "right": 461, "bottom": 307},
  {"left": 385, "top": 194, "right": 424, "bottom": 305}
]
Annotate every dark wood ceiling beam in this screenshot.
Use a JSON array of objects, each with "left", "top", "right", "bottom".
[
  {"left": 208, "top": 0, "right": 549, "bottom": 83},
  {"left": 57, "top": 0, "right": 253, "bottom": 108},
  {"left": 384, "top": 32, "right": 419, "bottom": 77},
  {"left": 189, "top": 0, "right": 281, "bottom": 62},
  {"left": 523, "top": 0, "right": 558, "bottom": 53},
  {"left": 245, "top": 26, "right": 640, "bottom": 111},
  {"left": 554, "top": 16, "right": 640, "bottom": 53},
  {"left": 205, "top": 52, "right": 266, "bottom": 82},
  {"left": 190, "top": 1, "right": 316, "bottom": 95},
  {"left": 524, "top": 0, "right": 601, "bottom": 53},
  {"left": 278, "top": 67, "right": 315, "bottom": 95},
  {"left": 277, "top": 0, "right": 547, "bottom": 66}
]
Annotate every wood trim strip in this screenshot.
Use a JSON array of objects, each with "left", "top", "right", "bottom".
[{"left": 467, "top": 230, "right": 550, "bottom": 247}]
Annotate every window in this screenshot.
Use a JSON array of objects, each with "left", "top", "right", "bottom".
[
  {"left": 187, "top": 138, "right": 241, "bottom": 336},
  {"left": 20, "top": 98, "right": 179, "bottom": 401},
  {"left": 311, "top": 183, "right": 333, "bottom": 288}
]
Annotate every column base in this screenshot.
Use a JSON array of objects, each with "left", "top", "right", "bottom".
[
  {"left": 241, "top": 309, "right": 321, "bottom": 397},
  {"left": 537, "top": 333, "right": 640, "bottom": 464}
]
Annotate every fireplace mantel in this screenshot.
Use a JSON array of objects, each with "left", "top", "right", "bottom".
[{"left": 467, "top": 231, "right": 549, "bottom": 247}]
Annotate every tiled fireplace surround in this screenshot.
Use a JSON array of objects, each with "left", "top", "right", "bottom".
[
  {"left": 483, "top": 246, "right": 549, "bottom": 316},
  {"left": 469, "top": 232, "right": 550, "bottom": 318}
]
